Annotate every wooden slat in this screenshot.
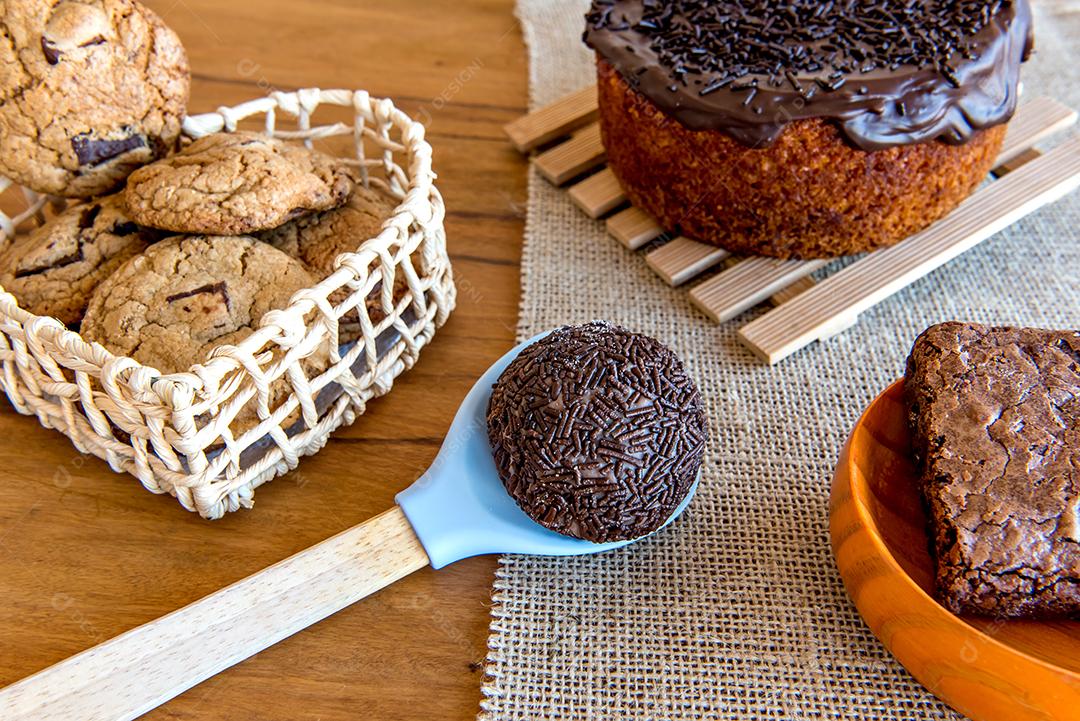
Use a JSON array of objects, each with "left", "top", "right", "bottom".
[
  {"left": 568, "top": 167, "right": 626, "bottom": 218},
  {"left": 738, "top": 134, "right": 1080, "bottom": 364},
  {"left": 816, "top": 310, "right": 861, "bottom": 340},
  {"left": 510, "top": 92, "right": 1076, "bottom": 347},
  {"left": 689, "top": 257, "right": 829, "bottom": 323},
  {"left": 681, "top": 97, "right": 1074, "bottom": 327},
  {"left": 606, "top": 206, "right": 664, "bottom": 249},
  {"left": 770, "top": 275, "right": 817, "bottom": 306},
  {"left": 532, "top": 122, "right": 604, "bottom": 185},
  {"left": 994, "top": 147, "right": 1043, "bottom": 176},
  {"left": 503, "top": 85, "right": 599, "bottom": 152},
  {"left": 996, "top": 96, "right": 1077, "bottom": 166},
  {"left": 719, "top": 255, "right": 821, "bottom": 308},
  {"left": 645, "top": 237, "right": 730, "bottom": 286}
]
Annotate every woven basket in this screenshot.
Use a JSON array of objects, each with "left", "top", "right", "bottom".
[{"left": 0, "top": 88, "right": 455, "bottom": 518}]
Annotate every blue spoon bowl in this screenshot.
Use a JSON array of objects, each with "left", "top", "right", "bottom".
[{"left": 396, "top": 330, "right": 699, "bottom": 569}]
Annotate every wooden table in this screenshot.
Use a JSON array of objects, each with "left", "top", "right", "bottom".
[{"left": 0, "top": 1, "right": 527, "bottom": 718}]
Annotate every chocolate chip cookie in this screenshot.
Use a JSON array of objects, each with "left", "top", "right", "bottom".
[
  {"left": 123, "top": 131, "right": 355, "bottom": 235},
  {"left": 256, "top": 184, "right": 406, "bottom": 340},
  {"left": 0, "top": 0, "right": 190, "bottom": 198},
  {"left": 0, "top": 193, "right": 162, "bottom": 326},
  {"left": 81, "top": 235, "right": 327, "bottom": 434}
]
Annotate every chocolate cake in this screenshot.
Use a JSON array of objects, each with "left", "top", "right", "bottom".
[
  {"left": 584, "top": 1, "right": 1033, "bottom": 259},
  {"left": 486, "top": 321, "right": 707, "bottom": 543},
  {"left": 905, "top": 322, "right": 1080, "bottom": 618}
]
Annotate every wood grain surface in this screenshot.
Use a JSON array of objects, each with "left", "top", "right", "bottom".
[{"left": 0, "top": 1, "right": 528, "bottom": 719}]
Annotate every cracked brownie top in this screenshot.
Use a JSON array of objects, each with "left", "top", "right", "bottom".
[{"left": 905, "top": 321, "right": 1080, "bottom": 618}]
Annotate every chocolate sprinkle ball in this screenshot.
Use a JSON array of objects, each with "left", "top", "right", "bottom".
[
  {"left": 584, "top": 0, "right": 1033, "bottom": 151},
  {"left": 486, "top": 322, "right": 708, "bottom": 543}
]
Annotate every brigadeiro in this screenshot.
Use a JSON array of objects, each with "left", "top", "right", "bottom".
[{"left": 486, "top": 321, "right": 708, "bottom": 543}]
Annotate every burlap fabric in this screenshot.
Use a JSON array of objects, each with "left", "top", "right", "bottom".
[{"left": 480, "top": 1, "right": 1080, "bottom": 718}]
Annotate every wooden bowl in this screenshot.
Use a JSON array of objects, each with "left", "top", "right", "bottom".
[{"left": 830, "top": 380, "right": 1080, "bottom": 721}]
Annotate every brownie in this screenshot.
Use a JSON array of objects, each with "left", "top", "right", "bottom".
[{"left": 905, "top": 322, "right": 1080, "bottom": 618}]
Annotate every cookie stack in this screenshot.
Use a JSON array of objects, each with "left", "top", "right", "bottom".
[
  {"left": 0, "top": 2, "right": 404, "bottom": 404},
  {"left": 80, "top": 130, "right": 401, "bottom": 363},
  {"left": 0, "top": 1, "right": 408, "bottom": 443}
]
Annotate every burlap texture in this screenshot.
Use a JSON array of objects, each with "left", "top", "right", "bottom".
[{"left": 480, "top": 2, "right": 1080, "bottom": 718}]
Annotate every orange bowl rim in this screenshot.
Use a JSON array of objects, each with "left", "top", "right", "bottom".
[{"left": 844, "top": 378, "right": 1079, "bottom": 681}]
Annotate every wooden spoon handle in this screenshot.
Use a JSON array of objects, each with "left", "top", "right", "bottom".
[{"left": 0, "top": 506, "right": 429, "bottom": 721}]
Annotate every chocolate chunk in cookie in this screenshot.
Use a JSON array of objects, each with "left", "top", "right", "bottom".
[
  {"left": 256, "top": 184, "right": 406, "bottom": 341},
  {"left": 0, "top": 193, "right": 162, "bottom": 326},
  {"left": 81, "top": 235, "right": 327, "bottom": 434},
  {"left": 123, "top": 131, "right": 355, "bottom": 235},
  {"left": 0, "top": 0, "right": 190, "bottom": 198},
  {"left": 71, "top": 131, "right": 148, "bottom": 167}
]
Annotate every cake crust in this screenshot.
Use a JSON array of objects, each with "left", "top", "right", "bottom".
[
  {"left": 597, "top": 58, "right": 1007, "bottom": 259},
  {"left": 905, "top": 322, "right": 1080, "bottom": 618}
]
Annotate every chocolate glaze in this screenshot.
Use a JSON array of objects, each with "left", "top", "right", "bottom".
[{"left": 584, "top": 0, "right": 1034, "bottom": 151}]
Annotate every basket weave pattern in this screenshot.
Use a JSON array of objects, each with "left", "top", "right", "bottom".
[{"left": 0, "top": 88, "right": 455, "bottom": 518}]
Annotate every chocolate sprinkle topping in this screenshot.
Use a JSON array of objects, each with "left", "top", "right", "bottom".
[
  {"left": 594, "top": 0, "right": 1004, "bottom": 91},
  {"left": 584, "top": 0, "right": 1033, "bottom": 151},
  {"left": 486, "top": 321, "right": 708, "bottom": 543}
]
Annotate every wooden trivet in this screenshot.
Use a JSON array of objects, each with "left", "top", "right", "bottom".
[{"left": 504, "top": 86, "right": 1080, "bottom": 364}]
